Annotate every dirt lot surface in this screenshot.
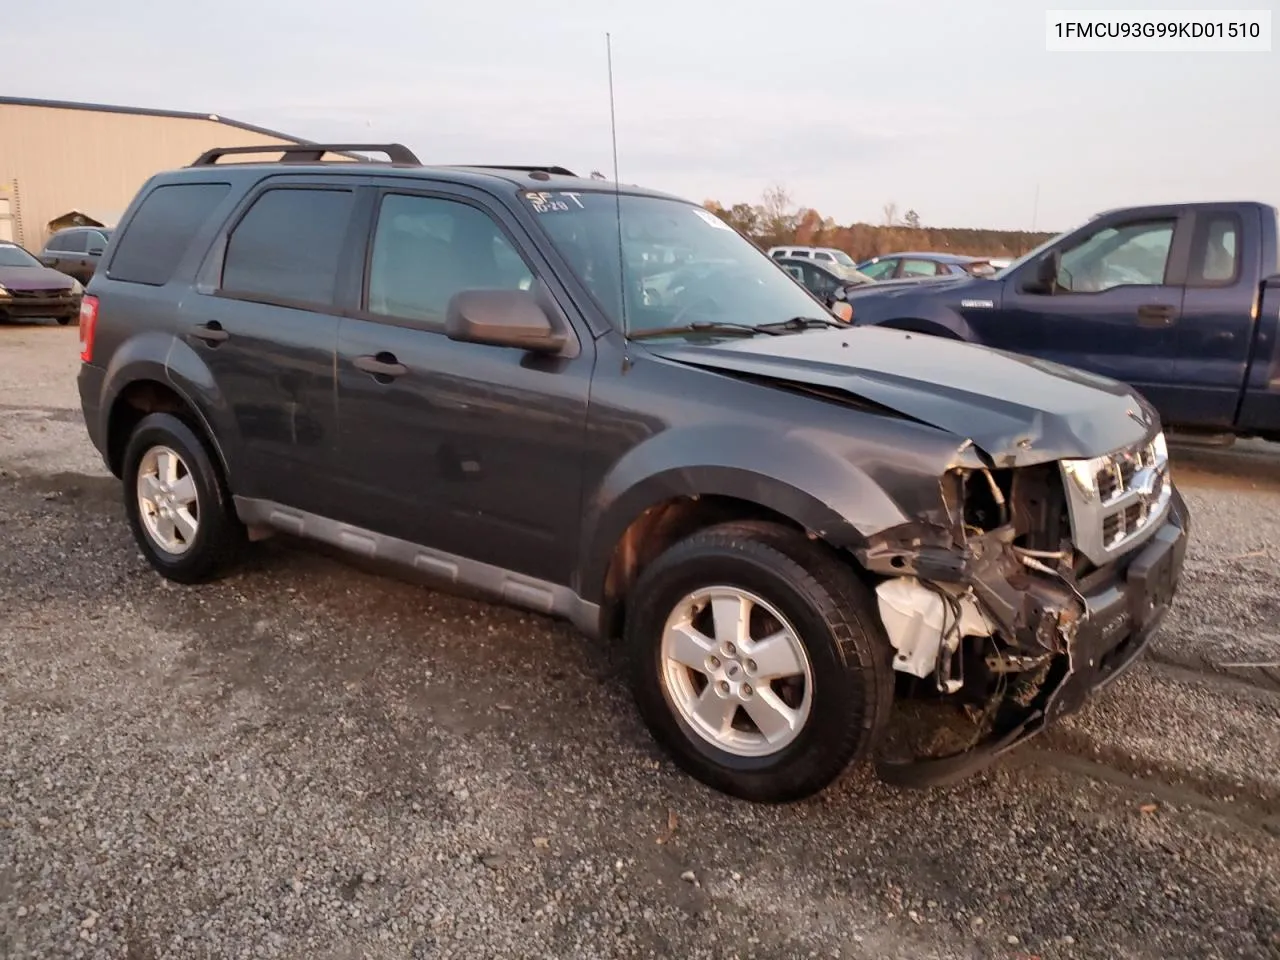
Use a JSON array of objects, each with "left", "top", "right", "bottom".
[{"left": 2, "top": 322, "right": 1278, "bottom": 960}]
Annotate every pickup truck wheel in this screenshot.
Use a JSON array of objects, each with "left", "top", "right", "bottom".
[
  {"left": 625, "top": 521, "right": 893, "bottom": 803},
  {"left": 121, "top": 412, "right": 245, "bottom": 584}
]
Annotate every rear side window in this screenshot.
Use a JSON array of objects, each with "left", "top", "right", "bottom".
[
  {"left": 1187, "top": 214, "right": 1240, "bottom": 287},
  {"left": 57, "top": 231, "right": 87, "bottom": 253},
  {"left": 108, "top": 182, "right": 231, "bottom": 285},
  {"left": 221, "top": 187, "right": 354, "bottom": 309}
]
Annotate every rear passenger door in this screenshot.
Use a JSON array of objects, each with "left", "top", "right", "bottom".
[
  {"left": 331, "top": 183, "right": 595, "bottom": 588},
  {"left": 184, "top": 178, "right": 353, "bottom": 512}
]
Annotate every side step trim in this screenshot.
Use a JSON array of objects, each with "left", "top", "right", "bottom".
[{"left": 233, "top": 496, "right": 601, "bottom": 638}]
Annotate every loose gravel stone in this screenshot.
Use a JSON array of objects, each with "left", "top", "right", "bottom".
[{"left": 1, "top": 324, "right": 1277, "bottom": 960}]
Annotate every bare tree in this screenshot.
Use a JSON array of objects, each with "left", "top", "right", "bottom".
[
  {"left": 882, "top": 201, "right": 899, "bottom": 227},
  {"left": 903, "top": 209, "right": 921, "bottom": 229}
]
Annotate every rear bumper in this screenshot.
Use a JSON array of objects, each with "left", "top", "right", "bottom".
[
  {"left": 77, "top": 362, "right": 109, "bottom": 466},
  {"left": 877, "top": 490, "right": 1190, "bottom": 788}
]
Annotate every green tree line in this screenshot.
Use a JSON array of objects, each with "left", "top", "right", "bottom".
[{"left": 703, "top": 186, "right": 1054, "bottom": 262}]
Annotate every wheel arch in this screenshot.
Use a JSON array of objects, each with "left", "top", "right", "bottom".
[
  {"left": 100, "top": 334, "right": 233, "bottom": 482},
  {"left": 582, "top": 461, "right": 904, "bottom": 642}
]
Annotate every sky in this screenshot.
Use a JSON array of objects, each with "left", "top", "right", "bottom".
[{"left": 4, "top": 0, "right": 1276, "bottom": 232}]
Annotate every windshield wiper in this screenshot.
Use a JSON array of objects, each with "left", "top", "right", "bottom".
[
  {"left": 627, "top": 320, "right": 782, "bottom": 340},
  {"left": 756, "top": 315, "right": 846, "bottom": 333}
]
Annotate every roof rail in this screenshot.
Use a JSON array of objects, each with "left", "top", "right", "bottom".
[
  {"left": 454, "top": 164, "right": 578, "bottom": 177},
  {"left": 190, "top": 142, "right": 421, "bottom": 167}
]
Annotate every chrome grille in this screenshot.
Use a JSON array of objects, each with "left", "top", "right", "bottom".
[{"left": 1060, "top": 432, "right": 1172, "bottom": 566}]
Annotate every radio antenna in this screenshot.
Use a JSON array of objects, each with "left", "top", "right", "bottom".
[{"left": 606, "top": 32, "right": 629, "bottom": 338}]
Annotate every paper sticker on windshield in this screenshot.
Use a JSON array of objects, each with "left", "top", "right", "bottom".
[
  {"left": 525, "top": 191, "right": 584, "bottom": 213},
  {"left": 692, "top": 208, "right": 732, "bottom": 230}
]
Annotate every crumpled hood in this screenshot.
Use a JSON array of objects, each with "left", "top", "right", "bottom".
[
  {"left": 642, "top": 326, "right": 1155, "bottom": 466},
  {"left": 0, "top": 265, "right": 75, "bottom": 291}
]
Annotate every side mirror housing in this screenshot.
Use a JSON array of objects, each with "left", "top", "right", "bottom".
[
  {"left": 1025, "top": 250, "right": 1061, "bottom": 294},
  {"left": 445, "top": 288, "right": 567, "bottom": 353}
]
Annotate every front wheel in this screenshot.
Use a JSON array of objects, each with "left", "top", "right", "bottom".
[{"left": 625, "top": 521, "right": 894, "bottom": 803}]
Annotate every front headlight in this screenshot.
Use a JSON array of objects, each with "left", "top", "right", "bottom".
[
  {"left": 1150, "top": 430, "right": 1168, "bottom": 462},
  {"left": 1062, "top": 457, "right": 1102, "bottom": 501},
  {"left": 0, "top": 283, "right": 9, "bottom": 296},
  {"left": 70, "top": 279, "right": 84, "bottom": 295}
]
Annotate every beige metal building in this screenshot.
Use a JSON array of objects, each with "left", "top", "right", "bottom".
[{"left": 0, "top": 97, "right": 326, "bottom": 253}]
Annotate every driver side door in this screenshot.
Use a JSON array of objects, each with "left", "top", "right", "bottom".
[{"left": 989, "top": 209, "right": 1191, "bottom": 416}]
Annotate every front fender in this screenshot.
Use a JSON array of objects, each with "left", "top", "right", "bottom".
[
  {"left": 853, "top": 296, "right": 976, "bottom": 340},
  {"left": 577, "top": 421, "right": 940, "bottom": 604}
]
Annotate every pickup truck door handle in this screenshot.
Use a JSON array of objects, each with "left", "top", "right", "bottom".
[
  {"left": 1136, "top": 304, "right": 1178, "bottom": 328},
  {"left": 353, "top": 352, "right": 408, "bottom": 379},
  {"left": 190, "top": 321, "right": 230, "bottom": 344}
]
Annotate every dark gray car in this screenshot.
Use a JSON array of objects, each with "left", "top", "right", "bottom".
[
  {"left": 75, "top": 143, "right": 1190, "bottom": 803},
  {"left": 39, "top": 226, "right": 113, "bottom": 284}
]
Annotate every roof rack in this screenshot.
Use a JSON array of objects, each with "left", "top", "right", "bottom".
[
  {"left": 190, "top": 142, "right": 421, "bottom": 167},
  {"left": 454, "top": 164, "right": 578, "bottom": 177}
]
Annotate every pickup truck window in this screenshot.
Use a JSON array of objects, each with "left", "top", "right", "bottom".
[
  {"left": 900, "top": 258, "right": 940, "bottom": 277},
  {"left": 861, "top": 259, "right": 897, "bottom": 279},
  {"left": 1187, "top": 214, "right": 1240, "bottom": 286},
  {"left": 1057, "top": 219, "right": 1174, "bottom": 292}
]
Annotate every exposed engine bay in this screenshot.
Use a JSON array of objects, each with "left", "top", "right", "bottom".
[{"left": 853, "top": 434, "right": 1184, "bottom": 787}]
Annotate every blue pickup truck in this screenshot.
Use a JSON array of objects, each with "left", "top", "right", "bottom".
[{"left": 844, "top": 201, "right": 1280, "bottom": 440}]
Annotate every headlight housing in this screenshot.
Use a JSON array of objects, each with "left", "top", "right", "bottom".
[
  {"left": 70, "top": 279, "right": 84, "bottom": 296},
  {"left": 0, "top": 283, "right": 9, "bottom": 296}
]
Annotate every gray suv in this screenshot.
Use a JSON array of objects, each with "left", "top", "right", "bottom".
[{"left": 76, "top": 143, "right": 1190, "bottom": 802}]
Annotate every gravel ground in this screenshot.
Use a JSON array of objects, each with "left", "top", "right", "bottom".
[{"left": 1, "top": 322, "right": 1277, "bottom": 960}]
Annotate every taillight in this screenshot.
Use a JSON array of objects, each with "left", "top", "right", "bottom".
[{"left": 79, "top": 295, "right": 99, "bottom": 363}]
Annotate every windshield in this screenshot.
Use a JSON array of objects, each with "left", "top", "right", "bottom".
[
  {"left": 993, "top": 227, "right": 1074, "bottom": 278},
  {"left": 520, "top": 191, "right": 830, "bottom": 338},
  {"left": 0, "top": 245, "right": 41, "bottom": 268}
]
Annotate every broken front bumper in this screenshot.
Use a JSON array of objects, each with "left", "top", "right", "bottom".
[{"left": 876, "top": 491, "right": 1190, "bottom": 788}]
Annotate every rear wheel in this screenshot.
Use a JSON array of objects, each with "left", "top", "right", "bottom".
[
  {"left": 625, "top": 521, "right": 894, "bottom": 803},
  {"left": 121, "top": 412, "right": 245, "bottom": 584}
]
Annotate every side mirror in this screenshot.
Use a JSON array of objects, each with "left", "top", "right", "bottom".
[
  {"left": 445, "top": 288, "right": 567, "bottom": 353},
  {"left": 1025, "top": 250, "right": 1061, "bottom": 294}
]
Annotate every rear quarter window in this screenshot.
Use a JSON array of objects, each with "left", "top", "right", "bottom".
[{"left": 107, "top": 182, "right": 232, "bottom": 286}]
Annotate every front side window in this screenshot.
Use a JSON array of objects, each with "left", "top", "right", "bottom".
[
  {"left": 520, "top": 191, "right": 829, "bottom": 337},
  {"left": 221, "top": 187, "right": 354, "bottom": 308},
  {"left": 813, "top": 251, "right": 834, "bottom": 263},
  {"left": 1057, "top": 219, "right": 1175, "bottom": 292},
  {"left": 831, "top": 250, "right": 856, "bottom": 267},
  {"left": 366, "top": 193, "right": 533, "bottom": 326}
]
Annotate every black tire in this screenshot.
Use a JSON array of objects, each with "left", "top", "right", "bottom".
[
  {"left": 121, "top": 411, "right": 245, "bottom": 584},
  {"left": 625, "top": 520, "right": 894, "bottom": 803}
]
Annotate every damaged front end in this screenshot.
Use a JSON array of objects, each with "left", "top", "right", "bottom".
[{"left": 854, "top": 432, "right": 1189, "bottom": 788}]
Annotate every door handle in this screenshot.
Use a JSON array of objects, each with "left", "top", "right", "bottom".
[
  {"left": 1136, "top": 304, "right": 1178, "bottom": 328},
  {"left": 190, "top": 321, "right": 229, "bottom": 344},
  {"left": 353, "top": 352, "right": 408, "bottom": 379}
]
